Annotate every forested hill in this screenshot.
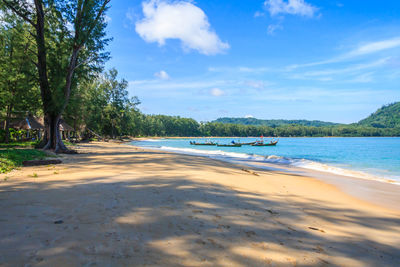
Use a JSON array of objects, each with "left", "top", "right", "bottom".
[
  {"left": 358, "top": 102, "right": 400, "bottom": 128},
  {"left": 213, "top": 117, "right": 339, "bottom": 127}
]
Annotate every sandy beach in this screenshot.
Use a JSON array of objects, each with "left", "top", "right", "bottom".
[{"left": 1, "top": 142, "right": 399, "bottom": 266}]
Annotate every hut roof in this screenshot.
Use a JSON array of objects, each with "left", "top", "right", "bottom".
[
  {"left": 13, "top": 115, "right": 44, "bottom": 130},
  {"left": 59, "top": 119, "right": 74, "bottom": 131},
  {"left": 11, "top": 116, "right": 74, "bottom": 131}
]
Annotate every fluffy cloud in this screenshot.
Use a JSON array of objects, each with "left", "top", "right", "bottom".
[
  {"left": 264, "top": 0, "right": 318, "bottom": 17},
  {"left": 210, "top": 88, "right": 224, "bottom": 96},
  {"left": 154, "top": 70, "right": 170, "bottom": 80},
  {"left": 135, "top": 0, "right": 229, "bottom": 55}
]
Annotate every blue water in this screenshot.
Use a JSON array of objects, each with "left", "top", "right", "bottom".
[{"left": 132, "top": 137, "right": 400, "bottom": 184}]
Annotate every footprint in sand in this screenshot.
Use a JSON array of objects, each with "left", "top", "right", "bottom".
[
  {"left": 313, "top": 245, "right": 325, "bottom": 253},
  {"left": 265, "top": 209, "right": 279, "bottom": 215},
  {"left": 245, "top": 230, "right": 256, "bottom": 238},
  {"left": 195, "top": 239, "right": 206, "bottom": 245},
  {"left": 192, "top": 210, "right": 203, "bottom": 213},
  {"left": 308, "top": 227, "right": 325, "bottom": 233},
  {"left": 218, "top": 224, "right": 231, "bottom": 229}
]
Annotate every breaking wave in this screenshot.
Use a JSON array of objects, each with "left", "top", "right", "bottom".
[{"left": 138, "top": 145, "right": 400, "bottom": 185}]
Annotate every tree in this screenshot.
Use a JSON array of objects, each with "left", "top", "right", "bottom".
[
  {"left": 63, "top": 68, "right": 141, "bottom": 138},
  {"left": 0, "top": 7, "right": 40, "bottom": 142},
  {"left": 2, "top": 0, "right": 111, "bottom": 152}
]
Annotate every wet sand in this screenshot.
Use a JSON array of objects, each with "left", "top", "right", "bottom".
[{"left": 0, "top": 142, "right": 399, "bottom": 266}]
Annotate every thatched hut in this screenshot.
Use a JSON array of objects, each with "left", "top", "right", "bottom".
[
  {"left": 59, "top": 119, "right": 75, "bottom": 140},
  {"left": 12, "top": 116, "right": 76, "bottom": 141},
  {"left": 12, "top": 115, "right": 44, "bottom": 140},
  {"left": 13, "top": 115, "right": 44, "bottom": 131}
]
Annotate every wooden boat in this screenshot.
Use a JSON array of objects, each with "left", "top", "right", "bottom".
[
  {"left": 237, "top": 141, "right": 256, "bottom": 145},
  {"left": 216, "top": 143, "right": 242, "bottom": 147},
  {"left": 251, "top": 140, "right": 278, "bottom": 146},
  {"left": 190, "top": 141, "right": 216, "bottom": 146}
]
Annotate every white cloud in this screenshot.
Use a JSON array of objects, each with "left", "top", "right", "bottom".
[
  {"left": 210, "top": 88, "right": 224, "bottom": 96},
  {"left": 135, "top": 0, "right": 229, "bottom": 55},
  {"left": 288, "top": 37, "right": 400, "bottom": 70},
  {"left": 264, "top": 0, "right": 318, "bottom": 17},
  {"left": 208, "top": 66, "right": 271, "bottom": 73},
  {"left": 302, "top": 57, "right": 390, "bottom": 77},
  {"left": 347, "top": 37, "right": 400, "bottom": 57},
  {"left": 347, "top": 72, "right": 374, "bottom": 83},
  {"left": 254, "top": 11, "right": 265, "bottom": 18},
  {"left": 267, "top": 24, "right": 283, "bottom": 35},
  {"left": 245, "top": 114, "right": 254, "bottom": 118},
  {"left": 129, "top": 79, "right": 230, "bottom": 90},
  {"left": 154, "top": 70, "right": 170, "bottom": 80},
  {"left": 104, "top": 15, "right": 112, "bottom": 23},
  {"left": 246, "top": 80, "right": 269, "bottom": 89}
]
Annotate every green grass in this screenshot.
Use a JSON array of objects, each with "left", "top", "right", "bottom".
[
  {"left": 0, "top": 140, "right": 77, "bottom": 148},
  {"left": 0, "top": 141, "right": 40, "bottom": 148},
  {"left": 0, "top": 149, "right": 48, "bottom": 173},
  {"left": 63, "top": 140, "right": 77, "bottom": 146}
]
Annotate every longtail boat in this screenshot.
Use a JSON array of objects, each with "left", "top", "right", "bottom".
[
  {"left": 237, "top": 141, "right": 256, "bottom": 145},
  {"left": 216, "top": 143, "right": 242, "bottom": 147},
  {"left": 190, "top": 141, "right": 216, "bottom": 146},
  {"left": 251, "top": 140, "right": 278, "bottom": 146}
]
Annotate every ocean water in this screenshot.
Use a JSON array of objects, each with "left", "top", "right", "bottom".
[{"left": 131, "top": 137, "right": 400, "bottom": 185}]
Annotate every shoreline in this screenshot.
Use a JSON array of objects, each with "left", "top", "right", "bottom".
[
  {"left": 131, "top": 143, "right": 400, "bottom": 212},
  {"left": 1, "top": 142, "right": 399, "bottom": 266},
  {"left": 132, "top": 136, "right": 400, "bottom": 139}
]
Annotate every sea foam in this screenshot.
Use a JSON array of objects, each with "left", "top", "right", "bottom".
[{"left": 143, "top": 145, "right": 400, "bottom": 185}]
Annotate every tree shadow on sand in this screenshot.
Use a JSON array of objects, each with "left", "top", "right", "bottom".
[{"left": 1, "top": 145, "right": 400, "bottom": 266}]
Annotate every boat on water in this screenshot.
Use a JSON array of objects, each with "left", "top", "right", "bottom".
[
  {"left": 237, "top": 141, "right": 256, "bottom": 145},
  {"left": 216, "top": 143, "right": 242, "bottom": 147},
  {"left": 251, "top": 140, "right": 278, "bottom": 146},
  {"left": 189, "top": 141, "right": 216, "bottom": 146}
]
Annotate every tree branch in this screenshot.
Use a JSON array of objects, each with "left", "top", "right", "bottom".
[
  {"left": 1, "top": 0, "right": 36, "bottom": 27},
  {"left": 80, "top": 0, "right": 110, "bottom": 46}
]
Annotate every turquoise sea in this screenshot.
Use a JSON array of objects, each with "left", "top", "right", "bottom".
[{"left": 132, "top": 137, "right": 400, "bottom": 184}]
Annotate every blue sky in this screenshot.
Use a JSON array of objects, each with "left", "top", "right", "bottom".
[{"left": 104, "top": 0, "right": 400, "bottom": 123}]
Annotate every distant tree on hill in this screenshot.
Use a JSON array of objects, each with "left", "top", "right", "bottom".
[
  {"left": 213, "top": 117, "right": 339, "bottom": 127},
  {"left": 358, "top": 102, "right": 400, "bottom": 128}
]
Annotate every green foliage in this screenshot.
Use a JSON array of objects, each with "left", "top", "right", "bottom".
[
  {"left": 41, "top": 0, "right": 111, "bottom": 115},
  {"left": 100, "top": 115, "right": 399, "bottom": 137},
  {"left": 64, "top": 68, "right": 141, "bottom": 138},
  {"left": 0, "top": 140, "right": 39, "bottom": 148},
  {"left": 214, "top": 117, "right": 339, "bottom": 127},
  {"left": 0, "top": 149, "right": 47, "bottom": 173},
  {"left": 358, "top": 102, "right": 400, "bottom": 128},
  {"left": 0, "top": 8, "right": 41, "bottom": 141}
]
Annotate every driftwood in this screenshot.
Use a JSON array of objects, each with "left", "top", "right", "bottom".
[
  {"left": 87, "top": 128, "right": 105, "bottom": 141},
  {"left": 241, "top": 168, "right": 259, "bottom": 176},
  {"left": 23, "top": 159, "right": 62, "bottom": 166}
]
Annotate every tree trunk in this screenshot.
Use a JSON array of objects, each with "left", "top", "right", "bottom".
[
  {"left": 4, "top": 104, "right": 13, "bottom": 143},
  {"left": 41, "top": 114, "right": 68, "bottom": 153}
]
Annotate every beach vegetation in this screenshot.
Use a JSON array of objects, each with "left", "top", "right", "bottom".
[
  {"left": 0, "top": 149, "right": 47, "bottom": 173},
  {"left": 0, "top": 140, "right": 40, "bottom": 148},
  {"left": 1, "top": 0, "right": 111, "bottom": 152}
]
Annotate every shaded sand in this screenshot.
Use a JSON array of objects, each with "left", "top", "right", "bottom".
[{"left": 1, "top": 142, "right": 400, "bottom": 266}]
